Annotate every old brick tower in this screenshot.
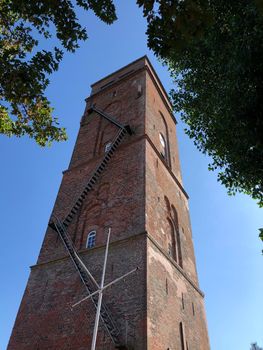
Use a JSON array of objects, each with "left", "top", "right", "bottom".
[{"left": 8, "top": 57, "right": 210, "bottom": 350}]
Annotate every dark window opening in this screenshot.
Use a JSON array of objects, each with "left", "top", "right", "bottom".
[
  {"left": 86, "top": 230, "right": 96, "bottom": 248},
  {"left": 168, "top": 219, "right": 177, "bottom": 262},
  {"left": 159, "top": 112, "right": 171, "bottom": 167}
]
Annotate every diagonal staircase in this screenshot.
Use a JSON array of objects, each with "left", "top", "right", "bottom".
[
  {"left": 63, "top": 126, "right": 128, "bottom": 229},
  {"left": 50, "top": 216, "right": 124, "bottom": 348},
  {"left": 49, "top": 120, "right": 131, "bottom": 349}
]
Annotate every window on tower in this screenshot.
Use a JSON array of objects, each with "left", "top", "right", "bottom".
[
  {"left": 167, "top": 219, "right": 177, "bottom": 262},
  {"left": 171, "top": 205, "right": 183, "bottom": 269},
  {"left": 105, "top": 142, "right": 112, "bottom": 153},
  {"left": 86, "top": 230, "right": 96, "bottom": 248},
  {"left": 159, "top": 133, "right": 167, "bottom": 161},
  {"left": 159, "top": 112, "right": 171, "bottom": 167}
]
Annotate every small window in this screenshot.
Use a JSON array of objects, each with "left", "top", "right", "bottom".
[
  {"left": 105, "top": 142, "right": 112, "bottom": 153},
  {"left": 159, "top": 133, "right": 167, "bottom": 160},
  {"left": 86, "top": 230, "right": 96, "bottom": 248}
]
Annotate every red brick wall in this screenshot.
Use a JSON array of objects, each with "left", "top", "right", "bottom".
[
  {"left": 8, "top": 57, "right": 210, "bottom": 350},
  {"left": 147, "top": 240, "right": 210, "bottom": 350},
  {"left": 144, "top": 60, "right": 210, "bottom": 350},
  {"left": 9, "top": 237, "right": 147, "bottom": 350}
]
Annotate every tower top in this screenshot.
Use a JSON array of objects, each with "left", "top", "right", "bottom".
[{"left": 89, "top": 55, "right": 174, "bottom": 118}]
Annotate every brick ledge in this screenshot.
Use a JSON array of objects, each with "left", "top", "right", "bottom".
[
  {"left": 31, "top": 231, "right": 204, "bottom": 298},
  {"left": 31, "top": 231, "right": 147, "bottom": 269}
]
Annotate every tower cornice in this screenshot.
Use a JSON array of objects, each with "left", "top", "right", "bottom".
[{"left": 87, "top": 56, "right": 177, "bottom": 126}]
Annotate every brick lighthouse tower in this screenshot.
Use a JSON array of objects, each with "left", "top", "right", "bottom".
[{"left": 8, "top": 57, "right": 210, "bottom": 350}]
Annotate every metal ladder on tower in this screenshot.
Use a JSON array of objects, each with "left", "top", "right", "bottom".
[
  {"left": 62, "top": 126, "right": 128, "bottom": 229},
  {"left": 51, "top": 215, "right": 124, "bottom": 348},
  {"left": 49, "top": 118, "right": 131, "bottom": 349}
]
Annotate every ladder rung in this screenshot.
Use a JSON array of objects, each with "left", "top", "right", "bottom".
[{"left": 64, "top": 218, "right": 71, "bottom": 226}]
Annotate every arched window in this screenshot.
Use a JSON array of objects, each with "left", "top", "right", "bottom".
[
  {"left": 175, "top": 227, "right": 183, "bottom": 268},
  {"left": 160, "top": 112, "right": 171, "bottom": 167},
  {"left": 86, "top": 230, "right": 96, "bottom": 248},
  {"left": 171, "top": 205, "right": 183, "bottom": 268},
  {"left": 105, "top": 142, "right": 112, "bottom": 153},
  {"left": 171, "top": 205, "right": 178, "bottom": 228},
  {"left": 159, "top": 133, "right": 167, "bottom": 160},
  {"left": 167, "top": 219, "right": 177, "bottom": 262}
]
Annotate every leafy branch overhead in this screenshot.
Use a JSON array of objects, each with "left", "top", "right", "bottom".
[
  {"left": 1, "top": 0, "right": 263, "bottom": 216},
  {"left": 137, "top": 0, "right": 263, "bottom": 208},
  {"left": 0, "top": 0, "right": 116, "bottom": 146}
]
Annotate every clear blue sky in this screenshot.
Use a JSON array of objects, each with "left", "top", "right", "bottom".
[{"left": 0, "top": 2, "right": 262, "bottom": 349}]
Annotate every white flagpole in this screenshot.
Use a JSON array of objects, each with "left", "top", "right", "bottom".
[{"left": 91, "top": 228, "right": 111, "bottom": 350}]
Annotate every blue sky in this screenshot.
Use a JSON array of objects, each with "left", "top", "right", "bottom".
[{"left": 0, "top": 1, "right": 262, "bottom": 349}]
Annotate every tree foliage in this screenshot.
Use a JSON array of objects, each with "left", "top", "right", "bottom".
[
  {"left": 0, "top": 0, "right": 116, "bottom": 146},
  {"left": 138, "top": 0, "right": 263, "bottom": 209},
  {"left": 251, "top": 343, "right": 263, "bottom": 350},
  {"left": 1, "top": 1, "right": 263, "bottom": 223}
]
